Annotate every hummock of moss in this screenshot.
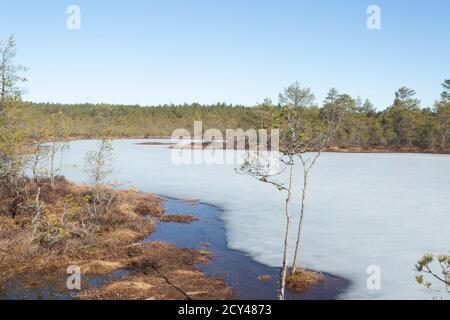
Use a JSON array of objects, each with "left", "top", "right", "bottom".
[{"left": 286, "top": 269, "right": 325, "bottom": 293}]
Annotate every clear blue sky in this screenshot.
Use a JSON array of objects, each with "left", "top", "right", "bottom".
[{"left": 1, "top": 0, "right": 449, "bottom": 109}]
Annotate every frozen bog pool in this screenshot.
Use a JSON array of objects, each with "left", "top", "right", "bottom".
[{"left": 58, "top": 139, "right": 450, "bottom": 299}]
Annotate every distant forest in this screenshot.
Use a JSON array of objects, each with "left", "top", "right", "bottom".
[
  {"left": 1, "top": 35, "right": 449, "bottom": 154},
  {"left": 19, "top": 82, "right": 450, "bottom": 153}
]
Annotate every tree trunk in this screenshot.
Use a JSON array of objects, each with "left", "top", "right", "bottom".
[
  {"left": 278, "top": 163, "right": 294, "bottom": 300},
  {"left": 291, "top": 169, "right": 308, "bottom": 273},
  {"left": 279, "top": 215, "right": 291, "bottom": 300}
]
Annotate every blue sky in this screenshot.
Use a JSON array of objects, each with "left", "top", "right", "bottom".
[{"left": 1, "top": 0, "right": 449, "bottom": 109}]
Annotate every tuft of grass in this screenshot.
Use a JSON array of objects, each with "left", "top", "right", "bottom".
[
  {"left": 114, "top": 203, "right": 140, "bottom": 219},
  {"left": 134, "top": 194, "right": 164, "bottom": 217},
  {"left": 106, "top": 281, "right": 155, "bottom": 291},
  {"left": 79, "top": 260, "right": 125, "bottom": 275},
  {"left": 103, "top": 229, "right": 141, "bottom": 242},
  {"left": 286, "top": 269, "right": 325, "bottom": 293},
  {"left": 160, "top": 214, "right": 198, "bottom": 224}
]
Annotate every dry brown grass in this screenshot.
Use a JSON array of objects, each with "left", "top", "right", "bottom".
[
  {"left": 286, "top": 269, "right": 325, "bottom": 293},
  {"left": 0, "top": 178, "right": 162, "bottom": 282},
  {"left": 160, "top": 214, "right": 198, "bottom": 224},
  {"left": 82, "top": 242, "right": 233, "bottom": 300},
  {"left": 103, "top": 229, "right": 141, "bottom": 242},
  {"left": 0, "top": 178, "right": 232, "bottom": 300},
  {"left": 134, "top": 194, "right": 165, "bottom": 217},
  {"left": 79, "top": 260, "right": 125, "bottom": 275},
  {"left": 114, "top": 203, "right": 140, "bottom": 219}
]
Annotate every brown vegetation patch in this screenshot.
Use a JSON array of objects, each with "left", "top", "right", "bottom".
[
  {"left": 160, "top": 214, "right": 198, "bottom": 224},
  {"left": 180, "top": 198, "right": 200, "bottom": 205},
  {"left": 0, "top": 179, "right": 160, "bottom": 281},
  {"left": 286, "top": 269, "right": 325, "bottom": 293},
  {"left": 135, "top": 142, "right": 176, "bottom": 146},
  {"left": 102, "top": 280, "right": 156, "bottom": 297},
  {"left": 134, "top": 194, "right": 165, "bottom": 217},
  {"left": 103, "top": 229, "right": 142, "bottom": 242},
  {"left": 325, "top": 145, "right": 450, "bottom": 155},
  {"left": 79, "top": 260, "right": 125, "bottom": 275},
  {"left": 0, "top": 178, "right": 232, "bottom": 300},
  {"left": 114, "top": 203, "right": 140, "bottom": 219},
  {"left": 172, "top": 140, "right": 272, "bottom": 151},
  {"left": 82, "top": 242, "right": 232, "bottom": 300}
]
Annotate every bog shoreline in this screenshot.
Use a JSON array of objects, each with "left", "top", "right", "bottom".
[
  {"left": 29, "top": 136, "right": 450, "bottom": 155},
  {"left": 0, "top": 192, "right": 350, "bottom": 300}
]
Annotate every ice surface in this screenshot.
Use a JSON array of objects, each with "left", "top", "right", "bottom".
[{"left": 59, "top": 139, "right": 450, "bottom": 299}]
